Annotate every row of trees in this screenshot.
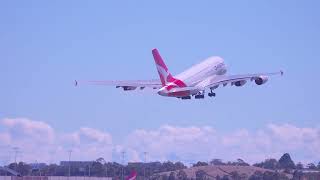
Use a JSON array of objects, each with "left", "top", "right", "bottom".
[
  {"left": 192, "top": 153, "right": 320, "bottom": 171},
  {"left": 153, "top": 170, "right": 291, "bottom": 180},
  {"left": 253, "top": 153, "right": 320, "bottom": 171},
  {"left": 152, "top": 168, "right": 320, "bottom": 180},
  {"left": 151, "top": 169, "right": 316, "bottom": 180},
  {"left": 1, "top": 153, "right": 319, "bottom": 179},
  {"left": 1, "top": 159, "right": 187, "bottom": 177},
  {"left": 193, "top": 153, "right": 320, "bottom": 171},
  {"left": 193, "top": 158, "right": 250, "bottom": 167}
]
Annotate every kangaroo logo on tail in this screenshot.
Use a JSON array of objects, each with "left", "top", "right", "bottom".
[{"left": 152, "top": 49, "right": 187, "bottom": 89}]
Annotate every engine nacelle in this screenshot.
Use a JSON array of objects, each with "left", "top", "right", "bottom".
[
  {"left": 254, "top": 76, "right": 268, "bottom": 85},
  {"left": 233, "top": 80, "right": 247, "bottom": 87},
  {"left": 122, "top": 86, "right": 137, "bottom": 91}
]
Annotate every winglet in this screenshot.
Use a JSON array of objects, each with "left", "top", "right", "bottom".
[{"left": 280, "top": 70, "right": 284, "bottom": 76}]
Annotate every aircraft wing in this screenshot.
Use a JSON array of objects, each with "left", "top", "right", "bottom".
[
  {"left": 201, "top": 71, "right": 284, "bottom": 90},
  {"left": 75, "top": 79, "right": 162, "bottom": 90}
]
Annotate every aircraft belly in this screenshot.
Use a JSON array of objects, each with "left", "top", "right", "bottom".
[
  {"left": 168, "top": 90, "right": 191, "bottom": 97},
  {"left": 167, "top": 88, "right": 199, "bottom": 97}
]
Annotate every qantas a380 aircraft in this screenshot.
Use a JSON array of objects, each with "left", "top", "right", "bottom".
[{"left": 76, "top": 49, "right": 283, "bottom": 100}]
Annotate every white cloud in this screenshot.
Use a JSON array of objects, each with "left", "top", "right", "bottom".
[
  {"left": 2, "top": 118, "right": 55, "bottom": 144},
  {"left": 123, "top": 125, "right": 218, "bottom": 162},
  {"left": 122, "top": 124, "right": 320, "bottom": 164},
  {"left": 0, "top": 118, "right": 113, "bottom": 163},
  {"left": 62, "top": 127, "right": 113, "bottom": 161},
  {"left": 0, "top": 133, "right": 10, "bottom": 144},
  {"left": 0, "top": 118, "right": 319, "bottom": 165}
]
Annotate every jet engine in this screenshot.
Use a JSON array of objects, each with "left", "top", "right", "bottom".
[
  {"left": 122, "top": 86, "right": 137, "bottom": 91},
  {"left": 233, "top": 80, "right": 247, "bottom": 87},
  {"left": 254, "top": 76, "right": 268, "bottom": 85}
]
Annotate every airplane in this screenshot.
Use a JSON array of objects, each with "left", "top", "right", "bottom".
[
  {"left": 126, "top": 170, "right": 137, "bottom": 180},
  {"left": 75, "top": 48, "right": 283, "bottom": 100}
]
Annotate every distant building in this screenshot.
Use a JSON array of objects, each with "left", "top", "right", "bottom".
[
  {"left": 0, "top": 166, "right": 20, "bottom": 176},
  {"left": 301, "top": 169, "right": 320, "bottom": 173}
]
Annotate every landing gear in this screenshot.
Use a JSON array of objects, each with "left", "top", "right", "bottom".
[
  {"left": 180, "top": 90, "right": 216, "bottom": 100},
  {"left": 208, "top": 89, "right": 216, "bottom": 97},
  {"left": 195, "top": 94, "right": 205, "bottom": 99},
  {"left": 195, "top": 90, "right": 205, "bottom": 99},
  {"left": 181, "top": 96, "right": 191, "bottom": 100}
]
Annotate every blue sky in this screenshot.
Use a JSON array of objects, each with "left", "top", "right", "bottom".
[{"left": 1, "top": 1, "right": 320, "bottom": 164}]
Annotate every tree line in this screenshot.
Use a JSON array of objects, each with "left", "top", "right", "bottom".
[{"left": 1, "top": 153, "right": 319, "bottom": 180}]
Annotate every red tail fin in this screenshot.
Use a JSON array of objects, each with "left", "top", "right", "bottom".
[
  {"left": 152, "top": 49, "right": 186, "bottom": 88},
  {"left": 126, "top": 171, "right": 137, "bottom": 180}
]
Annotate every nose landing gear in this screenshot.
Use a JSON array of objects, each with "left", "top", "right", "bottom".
[
  {"left": 195, "top": 90, "right": 205, "bottom": 99},
  {"left": 195, "top": 94, "right": 205, "bottom": 99}
]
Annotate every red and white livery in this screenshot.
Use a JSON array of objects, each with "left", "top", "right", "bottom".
[
  {"left": 76, "top": 48, "right": 283, "bottom": 99},
  {"left": 126, "top": 171, "right": 137, "bottom": 180}
]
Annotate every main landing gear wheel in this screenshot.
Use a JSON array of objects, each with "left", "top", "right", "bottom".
[
  {"left": 208, "top": 89, "right": 216, "bottom": 97},
  {"left": 181, "top": 96, "right": 191, "bottom": 100},
  {"left": 195, "top": 94, "right": 205, "bottom": 99},
  {"left": 194, "top": 90, "right": 205, "bottom": 99}
]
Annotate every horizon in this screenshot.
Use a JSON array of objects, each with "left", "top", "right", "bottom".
[{"left": 0, "top": 152, "right": 314, "bottom": 167}]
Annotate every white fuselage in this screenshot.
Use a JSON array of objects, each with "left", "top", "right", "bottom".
[
  {"left": 158, "top": 56, "right": 227, "bottom": 97},
  {"left": 80, "top": 48, "right": 282, "bottom": 99}
]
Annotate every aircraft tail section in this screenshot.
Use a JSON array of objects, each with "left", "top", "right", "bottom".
[
  {"left": 126, "top": 170, "right": 137, "bottom": 180},
  {"left": 152, "top": 48, "right": 187, "bottom": 88}
]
